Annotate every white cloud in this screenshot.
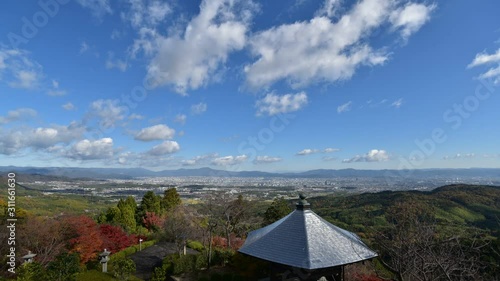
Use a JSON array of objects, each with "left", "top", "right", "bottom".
[
  {"left": 134, "top": 124, "right": 175, "bottom": 141},
  {"left": 128, "top": 114, "right": 144, "bottom": 120},
  {"left": 105, "top": 52, "right": 128, "bottom": 72},
  {"left": 253, "top": 155, "right": 282, "bottom": 164},
  {"left": 174, "top": 114, "right": 187, "bottom": 125},
  {"left": 256, "top": 92, "right": 308, "bottom": 116},
  {"left": 88, "top": 99, "right": 126, "bottom": 129},
  {"left": 138, "top": 0, "right": 257, "bottom": 93},
  {"left": 65, "top": 138, "right": 114, "bottom": 160},
  {"left": 123, "top": 0, "right": 172, "bottom": 29},
  {"left": 76, "top": 0, "right": 113, "bottom": 18},
  {"left": 390, "top": 3, "right": 436, "bottom": 40},
  {"left": 146, "top": 140, "right": 180, "bottom": 155},
  {"left": 443, "top": 153, "right": 475, "bottom": 160},
  {"left": 316, "top": 0, "right": 340, "bottom": 18},
  {"left": 468, "top": 48, "right": 500, "bottom": 68},
  {"left": 342, "top": 149, "right": 389, "bottom": 163},
  {"left": 181, "top": 153, "right": 219, "bottom": 166},
  {"left": 47, "top": 79, "right": 66, "bottom": 96},
  {"left": 323, "top": 148, "right": 340, "bottom": 153},
  {"left": 297, "top": 149, "right": 319, "bottom": 156},
  {"left": 191, "top": 103, "right": 207, "bottom": 115},
  {"left": 0, "top": 122, "right": 86, "bottom": 155},
  {"left": 62, "top": 102, "right": 75, "bottom": 111},
  {"left": 468, "top": 48, "right": 500, "bottom": 84},
  {"left": 337, "top": 101, "right": 352, "bottom": 113},
  {"left": 391, "top": 98, "right": 403, "bottom": 108},
  {"left": 212, "top": 154, "right": 248, "bottom": 166},
  {"left": 80, "top": 41, "right": 90, "bottom": 54},
  {"left": 9, "top": 70, "right": 40, "bottom": 89},
  {"left": 0, "top": 108, "right": 37, "bottom": 124},
  {"left": 245, "top": 0, "right": 435, "bottom": 89}
]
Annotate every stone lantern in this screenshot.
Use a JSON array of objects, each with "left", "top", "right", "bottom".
[
  {"left": 22, "top": 251, "right": 36, "bottom": 264},
  {"left": 99, "top": 249, "right": 111, "bottom": 273}
]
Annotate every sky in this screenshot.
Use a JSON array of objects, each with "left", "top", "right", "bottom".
[{"left": 0, "top": 0, "right": 499, "bottom": 172}]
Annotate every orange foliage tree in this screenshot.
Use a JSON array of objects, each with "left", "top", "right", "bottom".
[{"left": 63, "top": 215, "right": 103, "bottom": 264}]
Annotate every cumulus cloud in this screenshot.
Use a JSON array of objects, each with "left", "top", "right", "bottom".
[
  {"left": 253, "top": 155, "right": 282, "bottom": 164},
  {"left": 87, "top": 99, "right": 127, "bottom": 129},
  {"left": 0, "top": 48, "right": 43, "bottom": 90},
  {"left": 134, "top": 124, "right": 175, "bottom": 141},
  {"left": 64, "top": 138, "right": 114, "bottom": 160},
  {"left": 342, "top": 149, "right": 389, "bottom": 163},
  {"left": 245, "top": 0, "right": 435, "bottom": 89},
  {"left": 296, "top": 149, "right": 319, "bottom": 156},
  {"left": 337, "top": 101, "right": 352, "bottom": 113},
  {"left": 0, "top": 108, "right": 37, "bottom": 124},
  {"left": 468, "top": 48, "right": 500, "bottom": 84},
  {"left": 191, "top": 103, "right": 207, "bottom": 115},
  {"left": 256, "top": 92, "right": 308, "bottom": 116},
  {"left": 212, "top": 154, "right": 248, "bottom": 166},
  {"left": 136, "top": 0, "right": 257, "bottom": 93},
  {"left": 316, "top": 0, "right": 340, "bottom": 18},
  {"left": 0, "top": 122, "right": 86, "bottom": 155},
  {"left": 389, "top": 3, "right": 436, "bottom": 40},
  {"left": 147, "top": 140, "right": 180, "bottom": 155}
]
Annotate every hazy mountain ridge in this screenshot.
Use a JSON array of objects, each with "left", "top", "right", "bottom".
[{"left": 0, "top": 166, "right": 499, "bottom": 180}]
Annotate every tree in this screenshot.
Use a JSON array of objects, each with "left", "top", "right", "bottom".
[
  {"left": 105, "top": 206, "right": 121, "bottom": 224},
  {"left": 17, "top": 216, "right": 66, "bottom": 266},
  {"left": 263, "top": 197, "right": 291, "bottom": 225},
  {"left": 46, "top": 252, "right": 80, "bottom": 281},
  {"left": 117, "top": 198, "right": 136, "bottom": 233},
  {"left": 16, "top": 262, "right": 47, "bottom": 281},
  {"left": 112, "top": 258, "right": 136, "bottom": 281},
  {"left": 137, "top": 191, "right": 161, "bottom": 224},
  {"left": 376, "top": 201, "right": 486, "bottom": 281},
  {"left": 63, "top": 215, "right": 103, "bottom": 264},
  {"left": 163, "top": 205, "right": 195, "bottom": 256},
  {"left": 99, "top": 224, "right": 136, "bottom": 253},
  {"left": 161, "top": 188, "right": 181, "bottom": 213},
  {"left": 142, "top": 211, "right": 164, "bottom": 232}
]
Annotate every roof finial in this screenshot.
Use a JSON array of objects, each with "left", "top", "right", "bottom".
[{"left": 296, "top": 192, "right": 310, "bottom": 210}]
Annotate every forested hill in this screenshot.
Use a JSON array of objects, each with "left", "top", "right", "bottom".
[{"left": 309, "top": 184, "right": 500, "bottom": 234}]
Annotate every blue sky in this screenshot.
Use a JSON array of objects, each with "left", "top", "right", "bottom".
[{"left": 0, "top": 0, "right": 499, "bottom": 172}]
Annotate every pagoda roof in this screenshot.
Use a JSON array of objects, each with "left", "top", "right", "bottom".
[{"left": 238, "top": 199, "right": 377, "bottom": 270}]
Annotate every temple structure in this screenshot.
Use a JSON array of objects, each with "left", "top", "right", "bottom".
[{"left": 238, "top": 194, "right": 377, "bottom": 281}]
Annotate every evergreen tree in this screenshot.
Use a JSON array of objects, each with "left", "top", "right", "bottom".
[
  {"left": 263, "top": 197, "right": 291, "bottom": 225},
  {"left": 161, "top": 188, "right": 181, "bottom": 213},
  {"left": 118, "top": 199, "right": 136, "bottom": 233}
]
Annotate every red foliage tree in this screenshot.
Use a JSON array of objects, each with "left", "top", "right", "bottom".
[
  {"left": 142, "top": 211, "right": 163, "bottom": 231},
  {"left": 62, "top": 215, "right": 103, "bottom": 264},
  {"left": 99, "top": 224, "right": 136, "bottom": 253}
]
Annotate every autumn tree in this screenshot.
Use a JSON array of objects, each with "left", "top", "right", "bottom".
[
  {"left": 63, "top": 215, "right": 103, "bottom": 264},
  {"left": 99, "top": 224, "right": 136, "bottom": 253},
  {"left": 263, "top": 197, "right": 292, "bottom": 225},
  {"left": 142, "top": 211, "right": 164, "bottom": 232},
  {"left": 17, "top": 216, "right": 66, "bottom": 266}
]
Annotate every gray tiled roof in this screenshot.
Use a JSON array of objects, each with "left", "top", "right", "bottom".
[{"left": 238, "top": 208, "right": 377, "bottom": 269}]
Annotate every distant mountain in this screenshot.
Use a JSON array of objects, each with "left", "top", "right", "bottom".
[{"left": 0, "top": 166, "right": 499, "bottom": 180}]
